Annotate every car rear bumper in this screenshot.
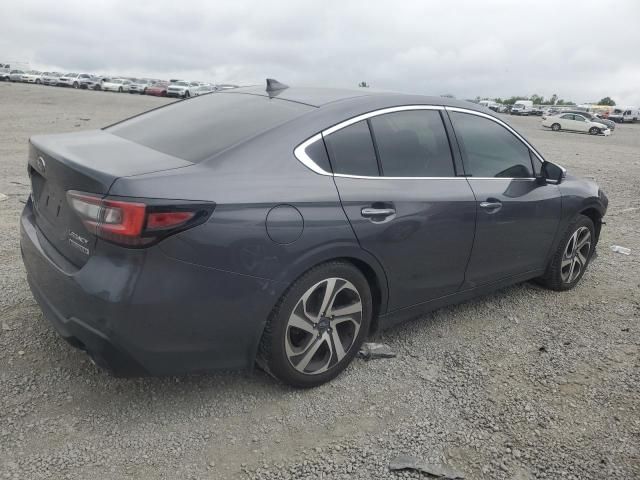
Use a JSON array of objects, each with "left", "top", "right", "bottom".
[{"left": 20, "top": 198, "right": 284, "bottom": 376}]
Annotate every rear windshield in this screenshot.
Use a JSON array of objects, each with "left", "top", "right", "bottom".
[{"left": 108, "top": 93, "right": 314, "bottom": 162}]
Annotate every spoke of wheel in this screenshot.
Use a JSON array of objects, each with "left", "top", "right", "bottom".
[
  {"left": 567, "top": 231, "right": 578, "bottom": 256},
  {"left": 576, "top": 250, "right": 588, "bottom": 268},
  {"left": 561, "top": 257, "right": 573, "bottom": 269},
  {"left": 331, "top": 329, "right": 346, "bottom": 362},
  {"left": 576, "top": 231, "right": 590, "bottom": 250},
  {"left": 568, "top": 258, "right": 577, "bottom": 282},
  {"left": 317, "top": 278, "right": 338, "bottom": 318},
  {"left": 329, "top": 300, "right": 362, "bottom": 317},
  {"left": 288, "top": 312, "right": 315, "bottom": 334},
  {"left": 296, "top": 332, "right": 330, "bottom": 372}
]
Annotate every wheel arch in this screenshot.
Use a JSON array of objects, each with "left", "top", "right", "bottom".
[
  {"left": 579, "top": 207, "right": 603, "bottom": 244},
  {"left": 249, "top": 250, "right": 390, "bottom": 368}
]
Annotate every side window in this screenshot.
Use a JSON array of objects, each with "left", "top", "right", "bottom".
[
  {"left": 574, "top": 115, "right": 585, "bottom": 122},
  {"left": 324, "top": 121, "right": 379, "bottom": 176},
  {"left": 560, "top": 114, "right": 574, "bottom": 120},
  {"left": 369, "top": 110, "right": 454, "bottom": 177},
  {"left": 450, "top": 112, "right": 534, "bottom": 178},
  {"left": 304, "top": 138, "right": 332, "bottom": 173}
]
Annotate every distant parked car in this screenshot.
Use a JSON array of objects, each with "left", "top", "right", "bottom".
[
  {"left": 193, "top": 84, "right": 216, "bottom": 96},
  {"left": 530, "top": 106, "right": 544, "bottom": 116},
  {"left": 146, "top": 82, "right": 169, "bottom": 96},
  {"left": 128, "top": 79, "right": 152, "bottom": 94},
  {"left": 511, "top": 100, "right": 534, "bottom": 115},
  {"left": 21, "top": 70, "right": 43, "bottom": 83},
  {"left": 101, "top": 78, "right": 132, "bottom": 92},
  {"left": 549, "top": 110, "right": 616, "bottom": 131},
  {"left": 41, "top": 72, "right": 62, "bottom": 86},
  {"left": 167, "top": 80, "right": 200, "bottom": 98},
  {"left": 0, "top": 65, "right": 10, "bottom": 81},
  {"left": 78, "top": 75, "right": 100, "bottom": 90},
  {"left": 542, "top": 113, "right": 611, "bottom": 135},
  {"left": 9, "top": 70, "right": 25, "bottom": 82},
  {"left": 608, "top": 107, "right": 638, "bottom": 123}
]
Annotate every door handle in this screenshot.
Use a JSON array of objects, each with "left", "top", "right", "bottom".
[
  {"left": 361, "top": 207, "right": 396, "bottom": 218},
  {"left": 479, "top": 201, "right": 502, "bottom": 209}
]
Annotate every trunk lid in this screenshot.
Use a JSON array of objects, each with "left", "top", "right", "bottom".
[{"left": 28, "top": 130, "right": 192, "bottom": 267}]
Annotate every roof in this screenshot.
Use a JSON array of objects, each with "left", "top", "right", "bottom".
[{"left": 224, "top": 85, "right": 489, "bottom": 114}]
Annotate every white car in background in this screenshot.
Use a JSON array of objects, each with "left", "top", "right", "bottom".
[
  {"left": 21, "top": 71, "right": 43, "bottom": 83},
  {"left": 42, "top": 72, "right": 62, "bottom": 86},
  {"left": 9, "top": 70, "right": 25, "bottom": 82},
  {"left": 128, "top": 79, "right": 152, "bottom": 94},
  {"left": 101, "top": 78, "right": 132, "bottom": 92},
  {"left": 166, "top": 80, "right": 200, "bottom": 98},
  {"left": 542, "top": 113, "right": 611, "bottom": 135},
  {"left": 193, "top": 84, "right": 216, "bottom": 96}
]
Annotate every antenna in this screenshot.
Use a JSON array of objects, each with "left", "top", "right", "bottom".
[{"left": 266, "top": 78, "right": 288, "bottom": 92}]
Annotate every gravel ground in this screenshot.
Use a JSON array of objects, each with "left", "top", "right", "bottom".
[{"left": 0, "top": 82, "right": 638, "bottom": 480}]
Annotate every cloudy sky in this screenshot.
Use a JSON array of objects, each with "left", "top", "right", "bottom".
[{"left": 2, "top": 0, "right": 639, "bottom": 105}]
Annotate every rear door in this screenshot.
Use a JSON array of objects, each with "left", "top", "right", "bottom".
[
  {"left": 559, "top": 113, "right": 578, "bottom": 131},
  {"left": 325, "top": 107, "right": 476, "bottom": 311},
  {"left": 447, "top": 109, "right": 561, "bottom": 287}
]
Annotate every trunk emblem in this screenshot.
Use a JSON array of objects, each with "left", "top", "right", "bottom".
[{"left": 37, "top": 156, "right": 46, "bottom": 173}]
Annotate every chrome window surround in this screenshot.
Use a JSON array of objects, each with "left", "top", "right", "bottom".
[{"left": 293, "top": 105, "right": 547, "bottom": 180}]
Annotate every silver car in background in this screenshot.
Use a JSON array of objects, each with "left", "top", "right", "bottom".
[{"left": 42, "top": 72, "right": 62, "bottom": 86}]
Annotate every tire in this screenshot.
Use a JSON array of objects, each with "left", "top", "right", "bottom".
[
  {"left": 259, "top": 261, "right": 372, "bottom": 388},
  {"left": 537, "top": 215, "right": 595, "bottom": 291},
  {"left": 36, "top": 79, "right": 41, "bottom": 84},
  {"left": 184, "top": 91, "right": 190, "bottom": 99},
  {"left": 73, "top": 82, "right": 79, "bottom": 89},
  {"left": 551, "top": 123, "right": 561, "bottom": 131},
  {"left": 118, "top": 87, "right": 123, "bottom": 93},
  {"left": 589, "top": 127, "right": 600, "bottom": 135}
]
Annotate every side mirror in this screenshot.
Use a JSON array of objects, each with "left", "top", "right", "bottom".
[{"left": 539, "top": 161, "right": 566, "bottom": 184}]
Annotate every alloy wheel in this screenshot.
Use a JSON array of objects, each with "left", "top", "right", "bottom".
[
  {"left": 561, "top": 226, "right": 591, "bottom": 283},
  {"left": 285, "top": 277, "right": 362, "bottom": 375}
]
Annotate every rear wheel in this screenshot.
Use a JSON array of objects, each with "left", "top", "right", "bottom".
[
  {"left": 551, "top": 123, "right": 561, "bottom": 131},
  {"left": 537, "top": 215, "right": 594, "bottom": 291},
  {"left": 118, "top": 87, "right": 123, "bottom": 93},
  {"left": 184, "top": 91, "right": 190, "bottom": 99},
  {"left": 73, "top": 81, "right": 79, "bottom": 89},
  {"left": 589, "top": 127, "right": 600, "bottom": 135},
  {"left": 259, "top": 261, "right": 372, "bottom": 387}
]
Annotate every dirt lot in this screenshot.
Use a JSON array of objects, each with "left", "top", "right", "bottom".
[{"left": 0, "top": 82, "right": 638, "bottom": 480}]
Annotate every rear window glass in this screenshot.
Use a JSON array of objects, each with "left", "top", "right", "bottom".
[
  {"left": 324, "top": 121, "right": 379, "bottom": 176},
  {"left": 108, "top": 93, "right": 314, "bottom": 162}
]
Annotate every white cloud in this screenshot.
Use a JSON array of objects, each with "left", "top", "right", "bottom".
[{"left": 1, "top": 0, "right": 639, "bottom": 105}]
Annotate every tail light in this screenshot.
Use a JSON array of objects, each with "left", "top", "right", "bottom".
[{"left": 67, "top": 191, "right": 214, "bottom": 247}]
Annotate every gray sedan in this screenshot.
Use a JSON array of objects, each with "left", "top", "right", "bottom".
[{"left": 20, "top": 80, "right": 608, "bottom": 387}]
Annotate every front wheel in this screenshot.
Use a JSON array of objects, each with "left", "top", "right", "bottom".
[
  {"left": 259, "top": 261, "right": 372, "bottom": 387},
  {"left": 589, "top": 127, "right": 600, "bottom": 135},
  {"left": 551, "top": 123, "right": 561, "bottom": 131},
  {"left": 184, "top": 91, "right": 190, "bottom": 99},
  {"left": 73, "top": 82, "right": 78, "bottom": 89},
  {"left": 118, "top": 87, "right": 123, "bottom": 93},
  {"left": 537, "top": 215, "right": 595, "bottom": 291}
]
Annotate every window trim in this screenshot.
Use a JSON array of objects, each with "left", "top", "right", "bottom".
[{"left": 294, "top": 105, "right": 546, "bottom": 180}]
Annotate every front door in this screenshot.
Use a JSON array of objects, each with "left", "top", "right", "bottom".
[
  {"left": 325, "top": 109, "right": 477, "bottom": 311},
  {"left": 448, "top": 110, "right": 561, "bottom": 287}
]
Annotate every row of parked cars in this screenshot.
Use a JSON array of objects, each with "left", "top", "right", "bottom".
[{"left": 0, "top": 66, "right": 237, "bottom": 98}]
